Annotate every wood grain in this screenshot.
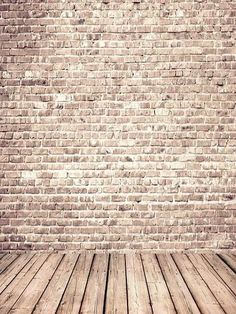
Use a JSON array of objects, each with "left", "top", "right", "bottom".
[{"left": 0, "top": 253, "right": 235, "bottom": 314}]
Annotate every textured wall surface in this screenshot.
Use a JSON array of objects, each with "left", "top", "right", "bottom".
[{"left": 0, "top": 0, "right": 235, "bottom": 252}]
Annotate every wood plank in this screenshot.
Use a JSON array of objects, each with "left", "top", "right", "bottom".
[
  {"left": 80, "top": 254, "right": 109, "bottom": 314},
  {"left": 158, "top": 254, "right": 200, "bottom": 314},
  {"left": 0, "top": 254, "right": 49, "bottom": 313},
  {"left": 172, "top": 254, "right": 225, "bottom": 314},
  {"left": 57, "top": 253, "right": 94, "bottom": 314},
  {"left": 0, "top": 254, "right": 19, "bottom": 274},
  {"left": 0, "top": 253, "right": 34, "bottom": 294},
  {"left": 0, "top": 253, "right": 6, "bottom": 260},
  {"left": 126, "top": 254, "right": 152, "bottom": 314},
  {"left": 219, "top": 254, "right": 236, "bottom": 273},
  {"left": 203, "top": 254, "right": 236, "bottom": 295},
  {"left": 105, "top": 253, "right": 128, "bottom": 314},
  {"left": 9, "top": 254, "right": 63, "bottom": 314},
  {"left": 0, "top": 252, "right": 235, "bottom": 314},
  {"left": 229, "top": 254, "right": 236, "bottom": 261},
  {"left": 188, "top": 253, "right": 236, "bottom": 314},
  {"left": 141, "top": 254, "right": 176, "bottom": 314},
  {"left": 33, "top": 253, "right": 78, "bottom": 314}
]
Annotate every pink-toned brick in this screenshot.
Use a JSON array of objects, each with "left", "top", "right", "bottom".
[{"left": 0, "top": 0, "right": 235, "bottom": 253}]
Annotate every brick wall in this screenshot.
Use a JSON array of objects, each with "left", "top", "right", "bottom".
[{"left": 0, "top": 0, "right": 235, "bottom": 252}]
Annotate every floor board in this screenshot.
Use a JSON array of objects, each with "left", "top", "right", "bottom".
[
  {"left": 9, "top": 254, "right": 63, "bottom": 314},
  {"left": 0, "top": 254, "right": 19, "bottom": 275},
  {"left": 0, "top": 253, "right": 235, "bottom": 314},
  {"left": 203, "top": 254, "right": 236, "bottom": 295},
  {"left": 173, "top": 253, "right": 224, "bottom": 314},
  {"left": 141, "top": 254, "right": 175, "bottom": 313},
  {"left": 105, "top": 253, "right": 128, "bottom": 314},
  {"left": 126, "top": 254, "right": 152, "bottom": 314},
  {"left": 0, "top": 254, "right": 34, "bottom": 295},
  {"left": 158, "top": 254, "right": 200, "bottom": 314},
  {"left": 57, "top": 253, "right": 94, "bottom": 314},
  {"left": 188, "top": 254, "right": 236, "bottom": 314},
  {"left": 0, "top": 254, "right": 48, "bottom": 313},
  {"left": 33, "top": 253, "right": 78, "bottom": 314},
  {"left": 219, "top": 254, "right": 236, "bottom": 273},
  {"left": 79, "top": 254, "right": 109, "bottom": 314}
]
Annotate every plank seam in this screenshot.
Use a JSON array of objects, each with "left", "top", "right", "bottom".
[
  {"left": 0, "top": 254, "right": 35, "bottom": 295},
  {"left": 124, "top": 254, "right": 129, "bottom": 314},
  {"left": 217, "top": 254, "right": 236, "bottom": 274},
  {"left": 140, "top": 254, "right": 154, "bottom": 314},
  {"left": 155, "top": 254, "right": 178, "bottom": 314},
  {"left": 0, "top": 254, "right": 19, "bottom": 275},
  {"left": 78, "top": 253, "right": 95, "bottom": 314},
  {"left": 0, "top": 254, "right": 6, "bottom": 261},
  {"left": 171, "top": 254, "right": 202, "bottom": 314},
  {"left": 202, "top": 254, "right": 236, "bottom": 297},
  {"left": 8, "top": 254, "right": 52, "bottom": 313},
  {"left": 186, "top": 254, "right": 227, "bottom": 314},
  {"left": 102, "top": 253, "right": 110, "bottom": 314},
  {"left": 31, "top": 253, "right": 65, "bottom": 314},
  {"left": 55, "top": 253, "right": 80, "bottom": 314}
]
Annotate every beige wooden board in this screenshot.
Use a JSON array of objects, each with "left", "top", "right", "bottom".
[
  {"left": 0, "top": 254, "right": 34, "bottom": 294},
  {"left": 9, "top": 254, "right": 63, "bottom": 314},
  {"left": 158, "top": 254, "right": 200, "bottom": 314},
  {"left": 33, "top": 253, "right": 78, "bottom": 314},
  {"left": 188, "top": 253, "right": 236, "bottom": 314},
  {"left": 173, "top": 253, "right": 225, "bottom": 314},
  {"left": 0, "top": 254, "right": 19, "bottom": 274},
  {"left": 0, "top": 253, "right": 6, "bottom": 260},
  {"left": 57, "top": 253, "right": 94, "bottom": 314},
  {"left": 0, "top": 253, "right": 235, "bottom": 313},
  {"left": 141, "top": 254, "right": 176, "bottom": 314},
  {"left": 0, "top": 254, "right": 49, "bottom": 313},
  {"left": 230, "top": 254, "right": 236, "bottom": 261},
  {"left": 203, "top": 254, "right": 236, "bottom": 295},
  {"left": 80, "top": 254, "right": 109, "bottom": 314},
  {"left": 126, "top": 254, "right": 152, "bottom": 314},
  {"left": 219, "top": 254, "right": 236, "bottom": 273},
  {"left": 105, "top": 253, "right": 128, "bottom": 314}
]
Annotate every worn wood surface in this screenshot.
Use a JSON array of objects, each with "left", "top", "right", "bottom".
[{"left": 0, "top": 253, "right": 235, "bottom": 314}]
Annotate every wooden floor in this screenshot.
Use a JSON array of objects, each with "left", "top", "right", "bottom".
[{"left": 0, "top": 253, "right": 235, "bottom": 314}]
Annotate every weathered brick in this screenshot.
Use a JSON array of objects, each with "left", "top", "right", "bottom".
[{"left": 0, "top": 0, "right": 235, "bottom": 253}]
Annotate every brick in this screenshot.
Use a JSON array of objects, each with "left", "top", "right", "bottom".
[{"left": 0, "top": 0, "right": 235, "bottom": 253}]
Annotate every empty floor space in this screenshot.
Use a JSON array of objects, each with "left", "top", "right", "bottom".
[{"left": 0, "top": 253, "right": 236, "bottom": 313}]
